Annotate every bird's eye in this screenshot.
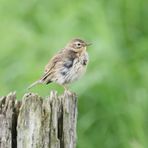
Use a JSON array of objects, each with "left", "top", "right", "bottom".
[
  {"left": 77, "top": 43, "right": 81, "bottom": 46},
  {"left": 74, "top": 42, "right": 82, "bottom": 49}
]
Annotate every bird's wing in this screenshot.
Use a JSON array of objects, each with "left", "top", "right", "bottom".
[
  {"left": 28, "top": 51, "right": 64, "bottom": 88},
  {"left": 40, "top": 51, "right": 64, "bottom": 83}
]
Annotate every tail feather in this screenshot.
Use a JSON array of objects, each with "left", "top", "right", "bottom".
[{"left": 27, "top": 80, "right": 42, "bottom": 90}]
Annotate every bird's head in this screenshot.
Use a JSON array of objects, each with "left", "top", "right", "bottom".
[{"left": 66, "top": 38, "right": 91, "bottom": 53}]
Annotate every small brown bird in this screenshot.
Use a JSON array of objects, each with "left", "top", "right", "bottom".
[{"left": 28, "top": 38, "right": 91, "bottom": 90}]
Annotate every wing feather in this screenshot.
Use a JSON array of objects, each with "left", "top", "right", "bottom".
[
  {"left": 40, "top": 51, "right": 63, "bottom": 83},
  {"left": 40, "top": 50, "right": 77, "bottom": 84}
]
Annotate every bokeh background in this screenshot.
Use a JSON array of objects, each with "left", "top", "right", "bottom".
[{"left": 0, "top": 0, "right": 148, "bottom": 147}]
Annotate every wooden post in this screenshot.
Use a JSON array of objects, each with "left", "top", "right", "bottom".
[{"left": 0, "top": 91, "right": 77, "bottom": 148}]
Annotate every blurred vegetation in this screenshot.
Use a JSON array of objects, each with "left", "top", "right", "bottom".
[{"left": 0, "top": 0, "right": 148, "bottom": 147}]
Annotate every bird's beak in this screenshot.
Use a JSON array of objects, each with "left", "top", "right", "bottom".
[{"left": 86, "top": 43, "right": 92, "bottom": 46}]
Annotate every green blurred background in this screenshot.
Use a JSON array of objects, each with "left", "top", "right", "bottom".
[{"left": 0, "top": 0, "right": 148, "bottom": 147}]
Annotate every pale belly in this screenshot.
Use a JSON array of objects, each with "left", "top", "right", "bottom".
[{"left": 54, "top": 52, "right": 89, "bottom": 85}]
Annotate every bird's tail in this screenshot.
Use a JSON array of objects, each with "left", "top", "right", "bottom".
[{"left": 27, "top": 80, "right": 42, "bottom": 90}]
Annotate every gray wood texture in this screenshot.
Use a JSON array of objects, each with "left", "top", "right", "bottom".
[{"left": 0, "top": 91, "right": 77, "bottom": 148}]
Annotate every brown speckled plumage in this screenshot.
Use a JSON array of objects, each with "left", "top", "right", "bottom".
[{"left": 28, "top": 38, "right": 91, "bottom": 90}]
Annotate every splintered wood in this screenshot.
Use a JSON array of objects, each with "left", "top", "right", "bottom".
[{"left": 0, "top": 91, "right": 77, "bottom": 148}]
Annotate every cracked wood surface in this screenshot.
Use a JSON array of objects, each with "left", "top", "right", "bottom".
[{"left": 0, "top": 91, "right": 77, "bottom": 148}]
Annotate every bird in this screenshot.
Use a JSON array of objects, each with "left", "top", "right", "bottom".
[{"left": 28, "top": 38, "right": 91, "bottom": 90}]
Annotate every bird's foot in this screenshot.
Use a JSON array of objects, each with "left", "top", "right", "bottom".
[{"left": 62, "top": 85, "right": 72, "bottom": 95}]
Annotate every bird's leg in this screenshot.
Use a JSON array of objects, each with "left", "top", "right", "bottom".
[
  {"left": 63, "top": 84, "right": 68, "bottom": 91},
  {"left": 62, "top": 84, "right": 73, "bottom": 95}
]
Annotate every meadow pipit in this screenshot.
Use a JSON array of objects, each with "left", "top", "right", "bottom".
[{"left": 28, "top": 38, "right": 91, "bottom": 90}]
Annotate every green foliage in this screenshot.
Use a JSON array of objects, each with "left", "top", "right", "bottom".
[{"left": 0, "top": 0, "right": 148, "bottom": 147}]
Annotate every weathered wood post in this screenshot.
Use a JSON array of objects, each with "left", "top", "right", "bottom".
[{"left": 0, "top": 91, "right": 77, "bottom": 148}]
